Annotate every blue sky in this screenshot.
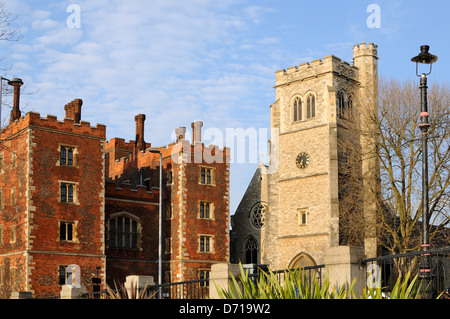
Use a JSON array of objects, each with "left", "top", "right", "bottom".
[{"left": 1, "top": 0, "right": 449, "bottom": 213}]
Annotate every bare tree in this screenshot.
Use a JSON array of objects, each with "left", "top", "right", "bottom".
[{"left": 338, "top": 77, "right": 449, "bottom": 258}]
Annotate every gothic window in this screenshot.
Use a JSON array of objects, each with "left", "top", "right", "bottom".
[
  {"left": 298, "top": 209, "right": 308, "bottom": 225},
  {"left": 292, "top": 96, "right": 302, "bottom": 122},
  {"left": 337, "top": 91, "right": 353, "bottom": 120},
  {"left": 245, "top": 236, "right": 258, "bottom": 264},
  {"left": 306, "top": 93, "right": 315, "bottom": 119},
  {"left": 199, "top": 270, "right": 210, "bottom": 287},
  {"left": 250, "top": 203, "right": 266, "bottom": 229},
  {"left": 108, "top": 214, "right": 140, "bottom": 249}
]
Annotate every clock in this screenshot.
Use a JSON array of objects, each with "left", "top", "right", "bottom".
[{"left": 296, "top": 152, "right": 310, "bottom": 169}]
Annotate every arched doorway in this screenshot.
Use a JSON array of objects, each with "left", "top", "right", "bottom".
[{"left": 289, "top": 252, "right": 316, "bottom": 269}]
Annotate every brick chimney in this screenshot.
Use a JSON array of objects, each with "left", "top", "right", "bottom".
[
  {"left": 175, "top": 126, "right": 186, "bottom": 142},
  {"left": 135, "top": 114, "right": 146, "bottom": 152},
  {"left": 64, "top": 98, "right": 83, "bottom": 123},
  {"left": 8, "top": 78, "right": 23, "bottom": 123},
  {"left": 191, "top": 120, "right": 203, "bottom": 144}
]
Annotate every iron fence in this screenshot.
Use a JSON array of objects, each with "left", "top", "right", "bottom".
[{"left": 362, "top": 247, "right": 450, "bottom": 298}]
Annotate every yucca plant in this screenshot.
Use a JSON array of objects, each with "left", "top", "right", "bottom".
[
  {"left": 215, "top": 263, "right": 356, "bottom": 299},
  {"left": 216, "top": 263, "right": 424, "bottom": 299}
]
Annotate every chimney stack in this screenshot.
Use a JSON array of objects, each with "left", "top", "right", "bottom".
[
  {"left": 175, "top": 126, "right": 186, "bottom": 142},
  {"left": 8, "top": 78, "right": 23, "bottom": 123},
  {"left": 135, "top": 114, "right": 146, "bottom": 152},
  {"left": 191, "top": 120, "right": 203, "bottom": 144},
  {"left": 64, "top": 98, "right": 83, "bottom": 123}
]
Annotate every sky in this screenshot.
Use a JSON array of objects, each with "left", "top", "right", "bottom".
[{"left": 0, "top": 0, "right": 449, "bottom": 214}]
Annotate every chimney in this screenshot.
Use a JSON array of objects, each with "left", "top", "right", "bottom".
[
  {"left": 135, "top": 114, "right": 146, "bottom": 152},
  {"left": 64, "top": 98, "right": 83, "bottom": 123},
  {"left": 8, "top": 78, "right": 23, "bottom": 123},
  {"left": 175, "top": 126, "right": 186, "bottom": 142},
  {"left": 191, "top": 120, "right": 203, "bottom": 144}
]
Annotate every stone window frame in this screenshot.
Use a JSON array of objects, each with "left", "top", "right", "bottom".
[
  {"left": 0, "top": 153, "right": 4, "bottom": 174},
  {"left": 9, "top": 225, "right": 15, "bottom": 244},
  {"left": 164, "top": 237, "right": 172, "bottom": 254},
  {"left": 57, "top": 143, "right": 79, "bottom": 167},
  {"left": 291, "top": 91, "right": 317, "bottom": 123},
  {"left": 244, "top": 235, "right": 259, "bottom": 264},
  {"left": 57, "top": 220, "right": 79, "bottom": 243},
  {"left": 249, "top": 202, "right": 266, "bottom": 229},
  {"left": 198, "top": 200, "right": 214, "bottom": 220},
  {"left": 198, "top": 234, "right": 214, "bottom": 253},
  {"left": 336, "top": 90, "right": 353, "bottom": 120},
  {"left": 107, "top": 212, "right": 142, "bottom": 250},
  {"left": 297, "top": 208, "right": 308, "bottom": 226},
  {"left": 198, "top": 269, "right": 210, "bottom": 287},
  {"left": 199, "top": 166, "right": 216, "bottom": 186},
  {"left": 58, "top": 181, "right": 80, "bottom": 205}
]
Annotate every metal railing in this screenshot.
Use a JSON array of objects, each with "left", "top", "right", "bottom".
[{"left": 362, "top": 247, "right": 450, "bottom": 298}]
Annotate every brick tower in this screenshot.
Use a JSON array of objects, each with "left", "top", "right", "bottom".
[{"left": 0, "top": 93, "right": 106, "bottom": 298}]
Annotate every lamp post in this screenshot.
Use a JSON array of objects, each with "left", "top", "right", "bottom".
[
  {"left": 148, "top": 149, "right": 162, "bottom": 299},
  {"left": 411, "top": 45, "right": 438, "bottom": 299}
]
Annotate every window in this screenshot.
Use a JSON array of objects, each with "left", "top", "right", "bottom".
[
  {"left": 0, "top": 225, "right": 3, "bottom": 245},
  {"left": 199, "top": 270, "right": 210, "bottom": 287},
  {"left": 306, "top": 93, "right": 315, "bottom": 119},
  {"left": 10, "top": 187, "right": 16, "bottom": 206},
  {"left": 165, "top": 238, "right": 172, "bottom": 254},
  {"left": 166, "top": 170, "right": 173, "bottom": 185},
  {"left": 165, "top": 204, "right": 173, "bottom": 220},
  {"left": 0, "top": 188, "right": 3, "bottom": 210},
  {"left": 293, "top": 96, "right": 302, "bottom": 122},
  {"left": 60, "top": 182, "right": 75, "bottom": 203},
  {"left": 10, "top": 225, "right": 15, "bottom": 243},
  {"left": 337, "top": 91, "right": 352, "bottom": 120},
  {"left": 11, "top": 152, "right": 16, "bottom": 169},
  {"left": 59, "top": 221, "right": 75, "bottom": 241},
  {"left": 199, "top": 235, "right": 212, "bottom": 252},
  {"left": 60, "top": 146, "right": 77, "bottom": 166},
  {"left": 298, "top": 209, "right": 308, "bottom": 225},
  {"left": 200, "top": 167, "right": 214, "bottom": 185},
  {"left": 199, "top": 202, "right": 212, "bottom": 219},
  {"left": 250, "top": 203, "right": 266, "bottom": 229},
  {"left": 9, "top": 267, "right": 15, "bottom": 286},
  {"left": 59, "top": 266, "right": 69, "bottom": 285},
  {"left": 245, "top": 236, "right": 258, "bottom": 264},
  {"left": 109, "top": 215, "right": 140, "bottom": 249}
]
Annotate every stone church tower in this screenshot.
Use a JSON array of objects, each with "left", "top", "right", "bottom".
[{"left": 231, "top": 43, "right": 380, "bottom": 270}]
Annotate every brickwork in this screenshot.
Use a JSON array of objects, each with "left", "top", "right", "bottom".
[
  {"left": 104, "top": 125, "right": 230, "bottom": 284},
  {"left": 0, "top": 101, "right": 107, "bottom": 298}
]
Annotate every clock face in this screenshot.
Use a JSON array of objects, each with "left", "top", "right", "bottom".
[{"left": 296, "top": 152, "right": 310, "bottom": 169}]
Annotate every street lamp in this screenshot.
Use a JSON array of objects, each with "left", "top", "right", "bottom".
[
  {"left": 411, "top": 45, "right": 438, "bottom": 299},
  {"left": 148, "top": 149, "right": 163, "bottom": 299}
]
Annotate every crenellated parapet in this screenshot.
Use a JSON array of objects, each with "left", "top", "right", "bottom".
[
  {"left": 275, "top": 55, "right": 358, "bottom": 88},
  {"left": 2, "top": 111, "right": 106, "bottom": 139},
  {"left": 105, "top": 180, "right": 159, "bottom": 202}
]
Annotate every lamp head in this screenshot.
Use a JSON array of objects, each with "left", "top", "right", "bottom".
[
  {"left": 411, "top": 45, "right": 438, "bottom": 64},
  {"left": 411, "top": 45, "right": 438, "bottom": 76}
]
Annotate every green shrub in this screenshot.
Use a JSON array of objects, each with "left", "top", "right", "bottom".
[{"left": 215, "top": 263, "right": 422, "bottom": 299}]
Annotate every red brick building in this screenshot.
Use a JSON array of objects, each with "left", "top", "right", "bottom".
[
  {"left": 0, "top": 79, "right": 230, "bottom": 298},
  {"left": 105, "top": 117, "right": 230, "bottom": 285}
]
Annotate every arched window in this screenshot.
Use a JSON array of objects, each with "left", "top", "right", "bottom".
[
  {"left": 108, "top": 214, "right": 140, "bottom": 249},
  {"left": 292, "top": 96, "right": 302, "bottom": 122},
  {"left": 245, "top": 236, "right": 258, "bottom": 264},
  {"left": 306, "top": 93, "right": 315, "bottom": 119},
  {"left": 337, "top": 91, "right": 353, "bottom": 120}
]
